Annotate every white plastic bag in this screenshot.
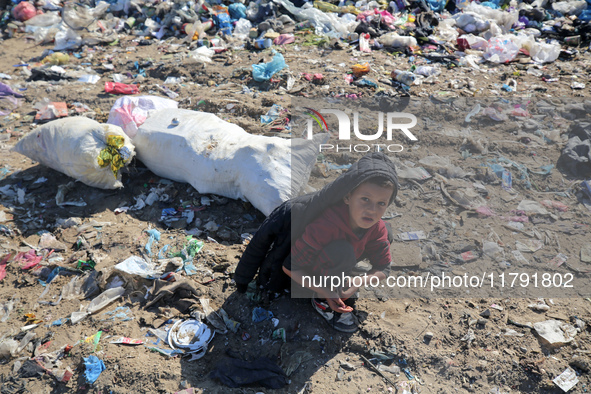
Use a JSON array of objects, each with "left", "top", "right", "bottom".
[
  {"left": 484, "top": 35, "right": 520, "bottom": 63},
  {"left": 458, "top": 34, "right": 488, "bottom": 50},
  {"left": 190, "top": 46, "right": 215, "bottom": 63},
  {"left": 53, "top": 27, "right": 82, "bottom": 51},
  {"left": 233, "top": 18, "right": 252, "bottom": 39},
  {"left": 464, "top": 2, "right": 519, "bottom": 33},
  {"left": 132, "top": 109, "right": 327, "bottom": 216},
  {"left": 12, "top": 117, "right": 135, "bottom": 189},
  {"left": 453, "top": 12, "right": 490, "bottom": 33},
  {"left": 530, "top": 41, "right": 561, "bottom": 63},
  {"left": 114, "top": 255, "right": 162, "bottom": 279},
  {"left": 107, "top": 95, "right": 178, "bottom": 138},
  {"left": 61, "top": 0, "right": 110, "bottom": 31},
  {"left": 552, "top": 0, "right": 586, "bottom": 15},
  {"left": 274, "top": 0, "right": 358, "bottom": 37}
]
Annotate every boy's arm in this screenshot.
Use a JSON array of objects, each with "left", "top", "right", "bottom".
[
  {"left": 363, "top": 222, "right": 392, "bottom": 275},
  {"left": 282, "top": 266, "right": 353, "bottom": 313}
]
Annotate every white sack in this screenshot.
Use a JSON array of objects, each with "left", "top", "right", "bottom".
[
  {"left": 133, "top": 109, "right": 327, "bottom": 216},
  {"left": 12, "top": 117, "right": 135, "bottom": 189}
]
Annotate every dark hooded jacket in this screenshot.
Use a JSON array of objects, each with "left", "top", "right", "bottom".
[{"left": 234, "top": 152, "right": 399, "bottom": 293}]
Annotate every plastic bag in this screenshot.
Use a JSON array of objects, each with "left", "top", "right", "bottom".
[
  {"left": 453, "top": 12, "right": 489, "bottom": 33},
  {"left": 530, "top": 41, "right": 561, "bottom": 63},
  {"left": 0, "top": 340, "right": 19, "bottom": 359},
  {"left": 107, "top": 96, "right": 178, "bottom": 138},
  {"left": 274, "top": 0, "right": 358, "bottom": 37},
  {"left": 114, "top": 256, "right": 162, "bottom": 279},
  {"left": 53, "top": 27, "right": 82, "bottom": 51},
  {"left": 11, "top": 117, "right": 135, "bottom": 189},
  {"left": 132, "top": 109, "right": 328, "bottom": 216},
  {"left": 552, "top": 0, "right": 586, "bottom": 16},
  {"left": 12, "top": 2, "right": 37, "bottom": 21},
  {"left": 24, "top": 12, "right": 61, "bottom": 27},
  {"left": 62, "top": 1, "right": 110, "bottom": 31},
  {"left": 190, "top": 46, "right": 215, "bottom": 63},
  {"left": 464, "top": 3, "right": 518, "bottom": 33},
  {"left": 252, "top": 50, "right": 287, "bottom": 82},
  {"left": 458, "top": 34, "right": 488, "bottom": 50},
  {"left": 233, "top": 18, "right": 252, "bottom": 38},
  {"left": 484, "top": 35, "right": 519, "bottom": 63}
]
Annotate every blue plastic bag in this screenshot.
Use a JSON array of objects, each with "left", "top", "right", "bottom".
[
  {"left": 252, "top": 50, "right": 287, "bottom": 82},
  {"left": 84, "top": 355, "right": 105, "bottom": 384},
  {"left": 215, "top": 13, "right": 233, "bottom": 36},
  {"left": 229, "top": 3, "right": 247, "bottom": 20},
  {"left": 426, "top": 0, "right": 446, "bottom": 12}
]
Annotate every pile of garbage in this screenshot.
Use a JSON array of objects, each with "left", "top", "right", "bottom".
[{"left": 1, "top": 0, "right": 589, "bottom": 73}]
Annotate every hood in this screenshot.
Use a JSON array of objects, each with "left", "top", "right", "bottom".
[{"left": 290, "top": 152, "right": 399, "bottom": 240}]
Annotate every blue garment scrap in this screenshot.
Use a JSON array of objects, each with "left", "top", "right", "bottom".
[
  {"left": 84, "top": 355, "right": 105, "bottom": 384},
  {"left": 252, "top": 307, "right": 273, "bottom": 323}
]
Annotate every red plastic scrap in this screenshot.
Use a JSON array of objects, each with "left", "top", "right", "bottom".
[
  {"left": 541, "top": 200, "right": 568, "bottom": 212},
  {"left": 105, "top": 82, "right": 139, "bottom": 95},
  {"left": 14, "top": 249, "right": 43, "bottom": 270}
]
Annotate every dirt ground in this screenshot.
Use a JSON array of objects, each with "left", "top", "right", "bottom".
[{"left": 1, "top": 29, "right": 591, "bottom": 394}]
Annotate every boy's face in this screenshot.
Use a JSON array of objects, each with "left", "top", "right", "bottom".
[{"left": 344, "top": 182, "right": 394, "bottom": 232}]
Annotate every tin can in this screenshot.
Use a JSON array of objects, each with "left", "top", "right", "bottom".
[{"left": 254, "top": 38, "right": 272, "bottom": 49}]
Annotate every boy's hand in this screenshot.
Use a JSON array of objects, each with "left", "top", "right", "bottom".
[{"left": 326, "top": 297, "right": 353, "bottom": 313}]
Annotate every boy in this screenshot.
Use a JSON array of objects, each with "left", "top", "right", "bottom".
[
  {"left": 283, "top": 176, "right": 395, "bottom": 332},
  {"left": 234, "top": 152, "right": 398, "bottom": 333}
]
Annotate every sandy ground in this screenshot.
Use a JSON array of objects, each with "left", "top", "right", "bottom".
[{"left": 1, "top": 29, "right": 591, "bottom": 394}]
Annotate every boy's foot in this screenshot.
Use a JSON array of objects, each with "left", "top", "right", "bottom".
[{"left": 311, "top": 297, "right": 359, "bottom": 333}]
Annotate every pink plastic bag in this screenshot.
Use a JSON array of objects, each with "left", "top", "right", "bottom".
[{"left": 12, "top": 2, "right": 38, "bottom": 21}]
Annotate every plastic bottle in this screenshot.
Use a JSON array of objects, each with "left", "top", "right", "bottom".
[
  {"left": 359, "top": 32, "right": 371, "bottom": 52},
  {"left": 379, "top": 33, "right": 417, "bottom": 47},
  {"left": 391, "top": 70, "right": 416, "bottom": 86}
]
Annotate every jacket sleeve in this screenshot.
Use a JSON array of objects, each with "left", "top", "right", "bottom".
[
  {"left": 234, "top": 202, "right": 290, "bottom": 292},
  {"left": 290, "top": 213, "right": 339, "bottom": 272},
  {"left": 363, "top": 221, "right": 392, "bottom": 275}
]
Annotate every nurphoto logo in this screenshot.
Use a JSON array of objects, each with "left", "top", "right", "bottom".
[{"left": 303, "top": 108, "right": 418, "bottom": 153}]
